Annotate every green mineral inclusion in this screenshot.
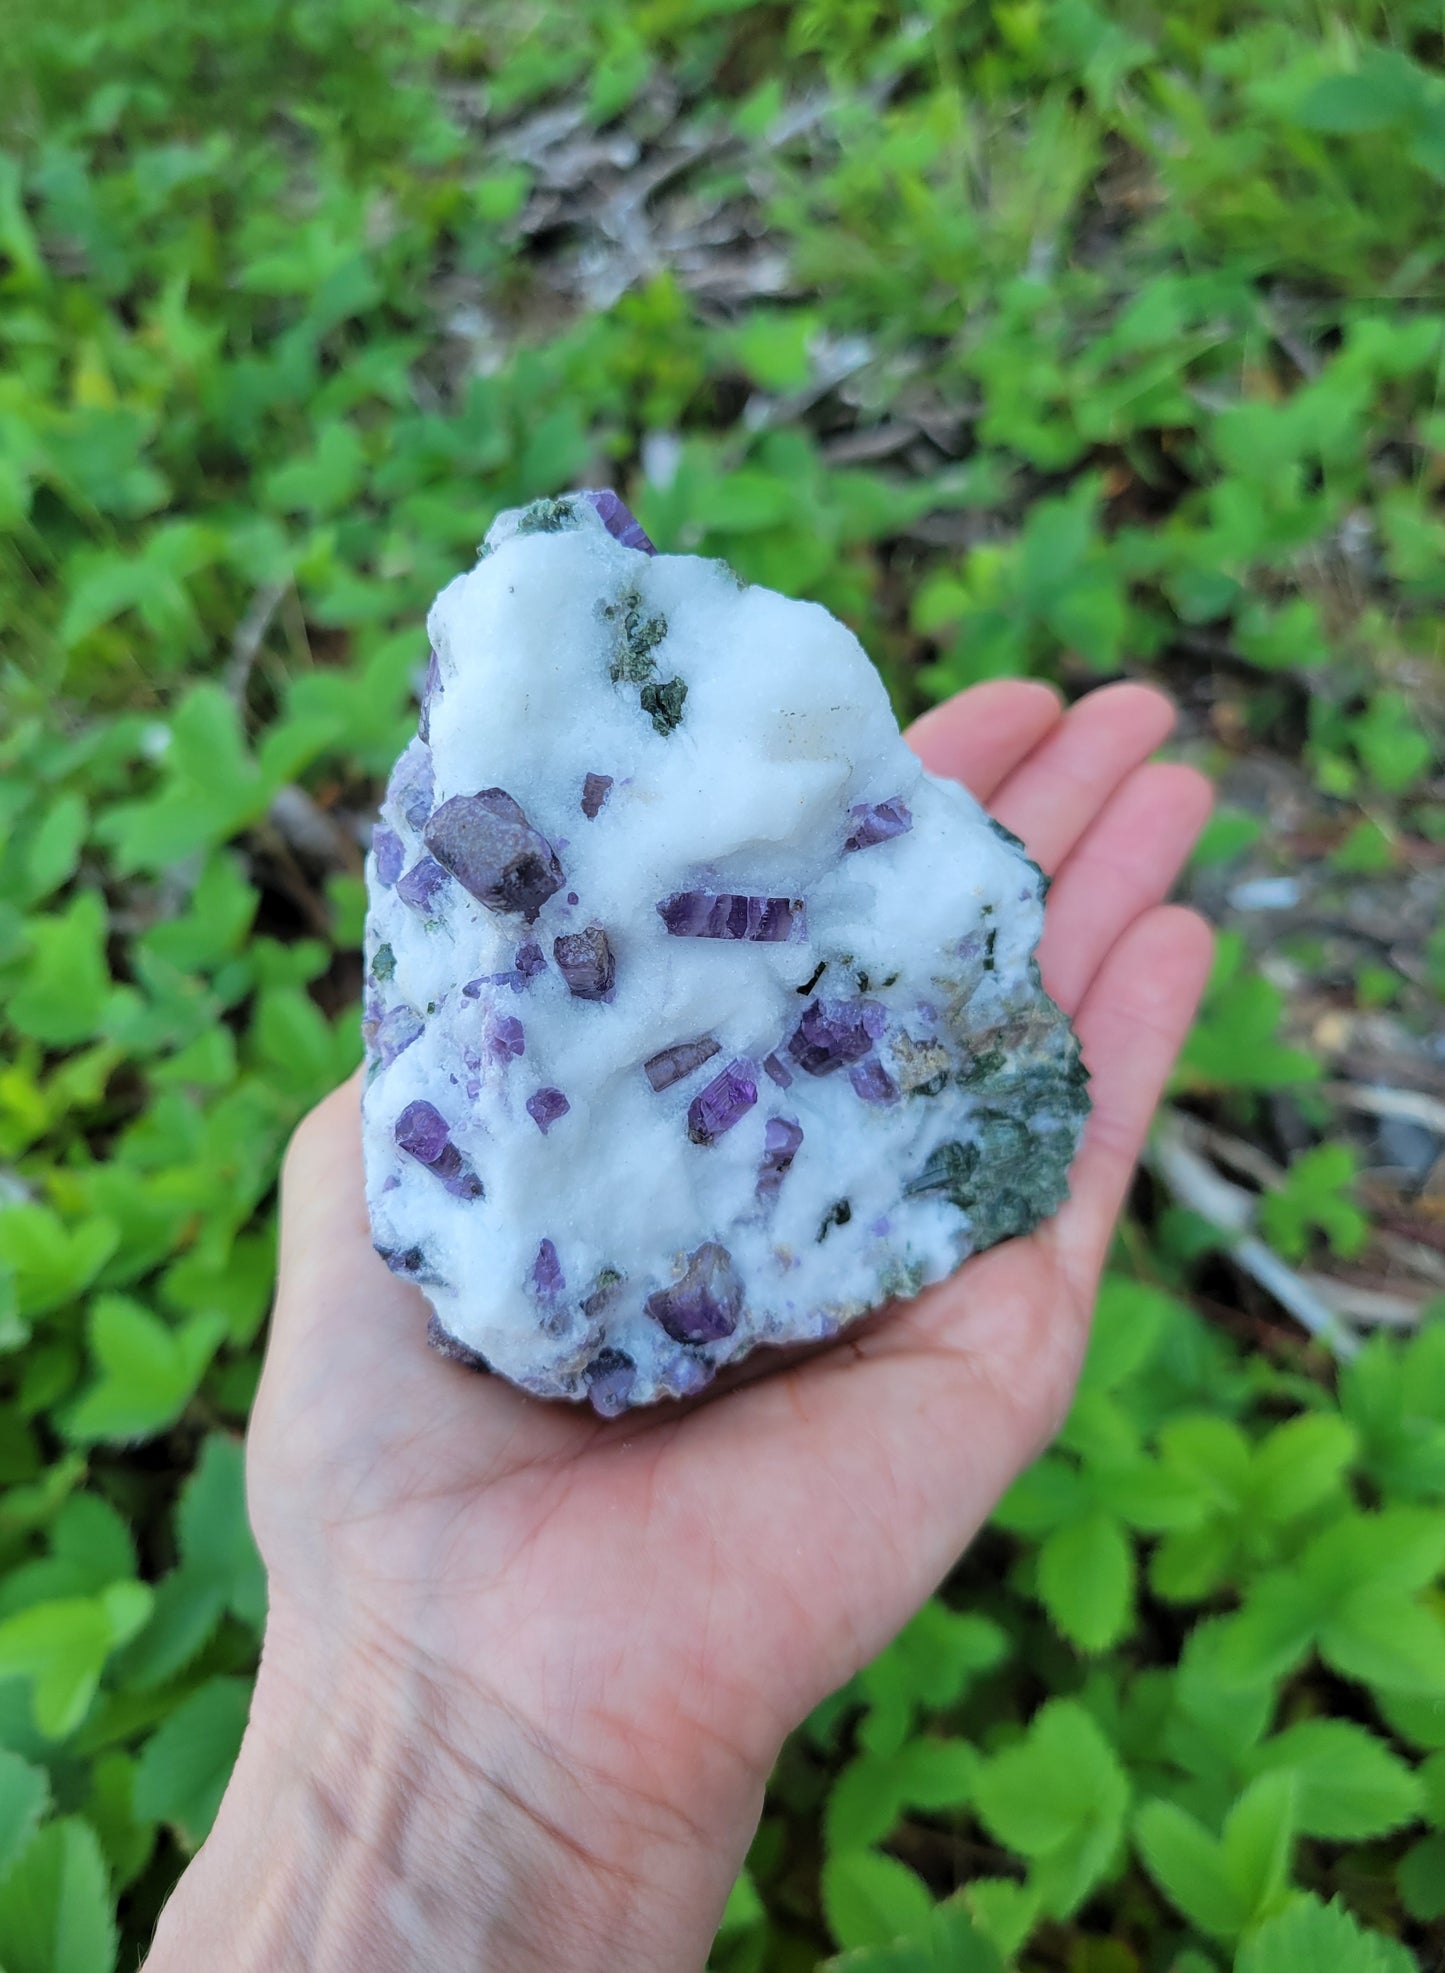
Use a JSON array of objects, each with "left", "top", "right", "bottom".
[{"left": 905, "top": 968, "right": 1090, "bottom": 1252}]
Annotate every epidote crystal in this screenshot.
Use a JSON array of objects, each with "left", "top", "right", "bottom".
[{"left": 362, "top": 490, "right": 1089, "bottom": 1410}]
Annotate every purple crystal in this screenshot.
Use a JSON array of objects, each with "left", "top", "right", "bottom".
[
  {"left": 375, "top": 1241, "right": 426, "bottom": 1278},
  {"left": 757, "top": 1116, "right": 803, "bottom": 1200},
  {"left": 427, "top": 1313, "right": 490, "bottom": 1371},
  {"left": 849, "top": 1056, "right": 900, "bottom": 1104},
  {"left": 395, "top": 857, "right": 449, "bottom": 914},
  {"left": 787, "top": 997, "right": 887, "bottom": 1076},
  {"left": 646, "top": 1242, "right": 744, "bottom": 1345},
  {"left": 644, "top": 1034, "right": 721, "bottom": 1093},
  {"left": 578, "top": 488, "right": 656, "bottom": 555},
  {"left": 844, "top": 797, "right": 913, "bottom": 853},
  {"left": 586, "top": 1347, "right": 638, "bottom": 1417},
  {"left": 526, "top": 1086, "right": 570, "bottom": 1134},
  {"left": 424, "top": 789, "right": 565, "bottom": 922},
  {"left": 485, "top": 1013, "right": 526, "bottom": 1063},
  {"left": 394, "top": 1100, "right": 484, "bottom": 1200},
  {"left": 532, "top": 1237, "right": 565, "bottom": 1300},
  {"left": 366, "top": 1003, "right": 423, "bottom": 1067},
  {"left": 515, "top": 940, "right": 547, "bottom": 983},
  {"left": 388, "top": 742, "right": 434, "bottom": 829},
  {"left": 762, "top": 1052, "right": 793, "bottom": 1089},
  {"left": 687, "top": 1059, "right": 758, "bottom": 1146},
  {"left": 581, "top": 773, "right": 614, "bottom": 819},
  {"left": 552, "top": 926, "right": 616, "bottom": 1002},
  {"left": 657, "top": 892, "right": 806, "bottom": 942},
  {"left": 372, "top": 826, "right": 404, "bottom": 887}
]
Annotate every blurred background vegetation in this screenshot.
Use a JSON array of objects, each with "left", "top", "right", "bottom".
[{"left": 0, "top": 1, "right": 1443, "bottom": 1967}]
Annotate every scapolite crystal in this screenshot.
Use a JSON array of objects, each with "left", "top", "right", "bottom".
[{"left": 362, "top": 490, "right": 1089, "bottom": 1410}]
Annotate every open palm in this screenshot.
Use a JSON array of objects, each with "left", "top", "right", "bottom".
[{"left": 246, "top": 678, "right": 1212, "bottom": 1964}]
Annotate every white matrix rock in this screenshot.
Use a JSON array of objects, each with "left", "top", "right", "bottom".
[{"left": 361, "top": 492, "right": 1089, "bottom": 1411}]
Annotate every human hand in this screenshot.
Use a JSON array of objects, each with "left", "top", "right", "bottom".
[{"left": 146, "top": 678, "right": 1212, "bottom": 1973}]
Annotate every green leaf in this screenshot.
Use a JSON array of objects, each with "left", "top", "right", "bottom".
[
  {"left": 4, "top": 892, "right": 111, "bottom": 1047},
  {"left": 114, "top": 1435, "right": 263, "bottom": 1691},
  {"left": 1221, "top": 1770, "right": 1295, "bottom": 1922},
  {"left": 1398, "top": 1833, "right": 1445, "bottom": 1922},
  {"left": 1319, "top": 1593, "right": 1445, "bottom": 1695},
  {"left": 1215, "top": 1578, "right": 1318, "bottom": 1687},
  {"left": 824, "top": 1741, "right": 977, "bottom": 1854},
  {"left": 262, "top": 421, "right": 366, "bottom": 516},
  {"left": 1247, "top": 1720, "right": 1422, "bottom": 1840},
  {"left": 133, "top": 1676, "right": 251, "bottom": 1849},
  {"left": 63, "top": 1297, "right": 225, "bottom": 1445},
  {"left": 0, "top": 1751, "right": 50, "bottom": 1880},
  {"left": 0, "top": 1817, "right": 116, "bottom": 1973},
  {"left": 961, "top": 1878, "right": 1038, "bottom": 1962},
  {"left": 1252, "top": 1414, "right": 1357, "bottom": 1523},
  {"left": 1134, "top": 1800, "right": 1248, "bottom": 1941},
  {"left": 973, "top": 1700, "right": 1128, "bottom": 1916},
  {"left": 716, "top": 1867, "right": 765, "bottom": 1939},
  {"left": 820, "top": 1892, "right": 1005, "bottom": 1972},
  {"left": 1292, "top": 51, "right": 1426, "bottom": 134},
  {"left": 857, "top": 1605, "right": 1007, "bottom": 1756},
  {"left": 0, "top": 1585, "right": 150, "bottom": 1738},
  {"left": 84, "top": 1753, "right": 153, "bottom": 1895},
  {"left": 821, "top": 1851, "right": 936, "bottom": 1952},
  {"left": 9, "top": 794, "right": 88, "bottom": 908},
  {"left": 1235, "top": 1892, "right": 1418, "bottom": 1973},
  {"left": 1036, "top": 1509, "right": 1133, "bottom": 1653}
]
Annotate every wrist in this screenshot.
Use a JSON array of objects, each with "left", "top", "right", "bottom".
[{"left": 146, "top": 1607, "right": 757, "bottom": 1973}]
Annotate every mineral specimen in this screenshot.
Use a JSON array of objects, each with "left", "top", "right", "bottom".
[{"left": 362, "top": 490, "right": 1089, "bottom": 1410}]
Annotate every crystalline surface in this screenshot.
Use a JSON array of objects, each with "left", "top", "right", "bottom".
[{"left": 362, "top": 490, "right": 1090, "bottom": 1409}]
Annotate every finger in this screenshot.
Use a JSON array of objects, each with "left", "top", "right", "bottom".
[
  {"left": 1046, "top": 903, "right": 1214, "bottom": 1300},
  {"left": 1036, "top": 762, "right": 1214, "bottom": 1014},
  {"left": 989, "top": 682, "right": 1176, "bottom": 874},
  {"left": 905, "top": 678, "right": 1063, "bottom": 802}
]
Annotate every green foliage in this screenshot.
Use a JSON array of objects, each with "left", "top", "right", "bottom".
[{"left": 2, "top": 0, "right": 1441, "bottom": 1966}]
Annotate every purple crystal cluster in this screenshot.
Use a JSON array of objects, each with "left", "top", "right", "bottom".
[{"left": 361, "top": 490, "right": 1088, "bottom": 1412}]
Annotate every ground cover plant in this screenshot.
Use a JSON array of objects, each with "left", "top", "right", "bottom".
[{"left": 0, "top": 0, "right": 1443, "bottom": 1965}]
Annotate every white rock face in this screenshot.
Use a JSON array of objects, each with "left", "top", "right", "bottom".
[{"left": 362, "top": 493, "right": 1089, "bottom": 1411}]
